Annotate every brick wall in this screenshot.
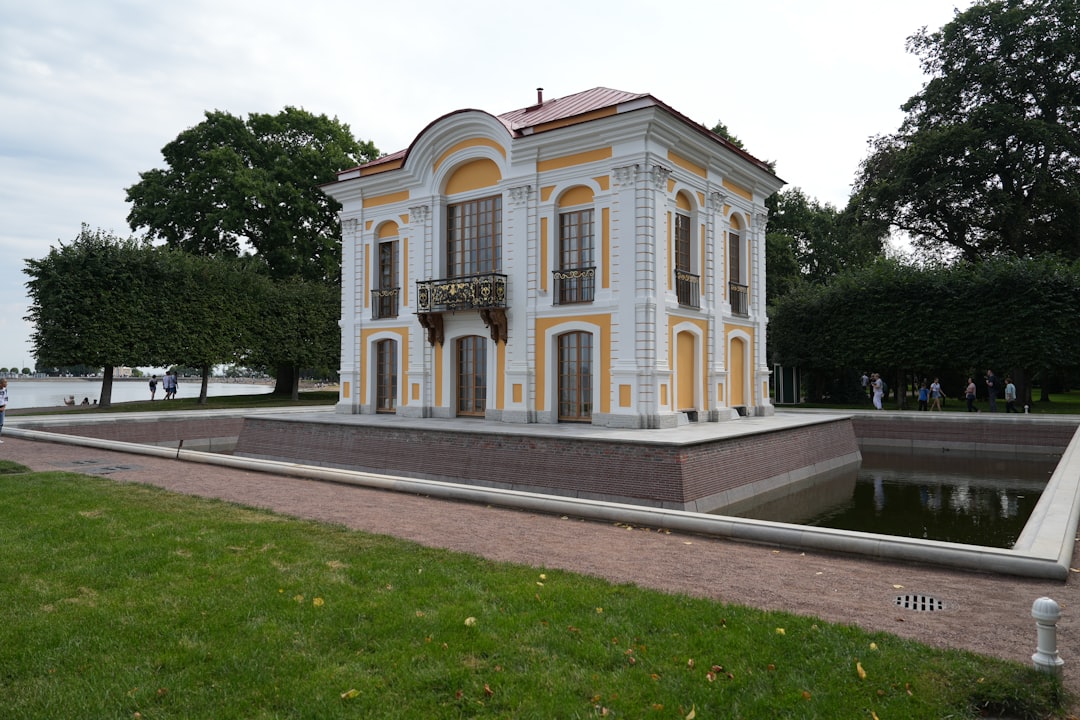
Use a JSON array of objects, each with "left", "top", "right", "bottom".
[
  {"left": 22, "top": 417, "right": 245, "bottom": 446},
  {"left": 234, "top": 417, "right": 859, "bottom": 508}
]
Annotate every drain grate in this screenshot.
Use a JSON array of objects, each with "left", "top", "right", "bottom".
[{"left": 894, "top": 594, "right": 944, "bottom": 612}]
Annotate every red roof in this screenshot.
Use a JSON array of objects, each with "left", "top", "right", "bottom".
[{"left": 341, "top": 87, "right": 776, "bottom": 178}]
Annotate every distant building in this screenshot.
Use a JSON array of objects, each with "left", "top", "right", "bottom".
[
  {"left": 322, "top": 87, "right": 784, "bottom": 428},
  {"left": 115, "top": 366, "right": 133, "bottom": 378}
]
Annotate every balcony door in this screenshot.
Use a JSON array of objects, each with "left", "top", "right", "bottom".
[{"left": 456, "top": 335, "right": 487, "bottom": 417}]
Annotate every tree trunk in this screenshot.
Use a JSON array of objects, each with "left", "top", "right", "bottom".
[
  {"left": 99, "top": 365, "right": 114, "bottom": 408},
  {"left": 272, "top": 364, "right": 300, "bottom": 400},
  {"left": 198, "top": 364, "right": 210, "bottom": 404}
]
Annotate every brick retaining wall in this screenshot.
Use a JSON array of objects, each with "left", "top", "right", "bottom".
[{"left": 233, "top": 416, "right": 860, "bottom": 510}]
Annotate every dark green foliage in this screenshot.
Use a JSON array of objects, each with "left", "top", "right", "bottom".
[
  {"left": 126, "top": 107, "right": 379, "bottom": 283},
  {"left": 770, "top": 256, "right": 1080, "bottom": 402},
  {"left": 852, "top": 0, "right": 1080, "bottom": 260}
]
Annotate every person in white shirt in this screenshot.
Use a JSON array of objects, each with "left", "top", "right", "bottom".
[{"left": 0, "top": 378, "right": 8, "bottom": 443}]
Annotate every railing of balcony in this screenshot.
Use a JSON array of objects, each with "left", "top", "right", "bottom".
[
  {"left": 553, "top": 266, "right": 595, "bottom": 305},
  {"left": 729, "top": 281, "right": 749, "bottom": 316},
  {"left": 416, "top": 272, "right": 508, "bottom": 312},
  {"left": 371, "top": 288, "right": 399, "bottom": 320},
  {"left": 676, "top": 270, "right": 700, "bottom": 309}
]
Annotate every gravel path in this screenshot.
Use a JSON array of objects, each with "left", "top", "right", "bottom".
[{"left": 7, "top": 434, "right": 1078, "bottom": 701}]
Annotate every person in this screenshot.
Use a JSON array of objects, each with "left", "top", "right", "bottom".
[
  {"left": 0, "top": 378, "right": 7, "bottom": 443},
  {"left": 81, "top": 397, "right": 90, "bottom": 405},
  {"left": 985, "top": 370, "right": 998, "bottom": 413},
  {"left": 917, "top": 380, "right": 930, "bottom": 411},
  {"left": 860, "top": 371, "right": 870, "bottom": 402},
  {"left": 163, "top": 371, "right": 176, "bottom": 400},
  {"left": 1004, "top": 376, "right": 1018, "bottom": 413},
  {"left": 965, "top": 377, "right": 978, "bottom": 412},
  {"left": 930, "top": 378, "right": 944, "bottom": 411},
  {"left": 149, "top": 375, "right": 158, "bottom": 400},
  {"left": 871, "top": 373, "right": 883, "bottom": 410}
]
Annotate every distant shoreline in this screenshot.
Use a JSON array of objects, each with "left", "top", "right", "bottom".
[{"left": 13, "top": 377, "right": 276, "bottom": 384}]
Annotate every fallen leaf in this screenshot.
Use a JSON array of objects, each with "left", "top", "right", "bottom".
[
  {"left": 686, "top": 705, "right": 696, "bottom": 719},
  {"left": 767, "top": 664, "right": 776, "bottom": 671},
  {"left": 687, "top": 658, "right": 695, "bottom": 669},
  {"left": 775, "top": 627, "right": 786, "bottom": 635},
  {"left": 484, "top": 683, "right": 493, "bottom": 697},
  {"left": 869, "top": 642, "right": 878, "bottom": 651},
  {"left": 706, "top": 671, "right": 716, "bottom": 682},
  {"left": 464, "top": 617, "right": 477, "bottom": 626},
  {"left": 871, "top": 711, "right": 880, "bottom": 720},
  {"left": 596, "top": 607, "right": 603, "bottom": 613},
  {"left": 892, "top": 584, "right": 904, "bottom": 589},
  {"left": 414, "top": 610, "right": 424, "bottom": 617},
  {"left": 856, "top": 661, "right": 867, "bottom": 680},
  {"left": 802, "top": 690, "right": 812, "bottom": 700},
  {"left": 905, "top": 682, "right": 913, "bottom": 696},
  {"left": 313, "top": 597, "right": 324, "bottom": 607},
  {"left": 539, "top": 573, "right": 547, "bottom": 580},
  {"left": 340, "top": 688, "right": 359, "bottom": 699}
]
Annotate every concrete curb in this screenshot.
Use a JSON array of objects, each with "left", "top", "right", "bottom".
[{"left": 7, "top": 422, "right": 1079, "bottom": 581}]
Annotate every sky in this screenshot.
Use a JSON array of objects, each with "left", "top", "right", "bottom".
[{"left": 0, "top": 0, "right": 972, "bottom": 370}]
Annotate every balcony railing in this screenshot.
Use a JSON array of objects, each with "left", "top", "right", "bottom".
[
  {"left": 729, "top": 281, "right": 749, "bottom": 316},
  {"left": 553, "top": 266, "right": 595, "bottom": 305},
  {"left": 676, "top": 270, "right": 700, "bottom": 309},
  {"left": 371, "top": 287, "right": 399, "bottom": 320},
  {"left": 416, "top": 272, "right": 508, "bottom": 312}
]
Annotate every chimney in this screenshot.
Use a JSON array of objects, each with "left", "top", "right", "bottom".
[{"left": 536, "top": 87, "right": 544, "bottom": 105}]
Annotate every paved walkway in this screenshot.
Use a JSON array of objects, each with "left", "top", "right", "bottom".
[{"left": 4, "top": 431, "right": 1077, "bottom": 698}]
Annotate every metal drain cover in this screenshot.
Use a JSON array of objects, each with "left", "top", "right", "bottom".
[{"left": 895, "top": 594, "right": 944, "bottom": 611}]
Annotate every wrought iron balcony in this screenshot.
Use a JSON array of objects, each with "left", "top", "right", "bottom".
[
  {"left": 371, "top": 287, "right": 399, "bottom": 320},
  {"left": 416, "top": 272, "right": 508, "bottom": 312},
  {"left": 729, "top": 281, "right": 749, "bottom": 316},
  {"left": 676, "top": 270, "right": 700, "bottom": 309},
  {"left": 553, "top": 266, "right": 595, "bottom": 305}
]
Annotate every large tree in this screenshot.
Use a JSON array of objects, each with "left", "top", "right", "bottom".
[
  {"left": 852, "top": 0, "right": 1080, "bottom": 260},
  {"left": 126, "top": 107, "right": 378, "bottom": 283}
]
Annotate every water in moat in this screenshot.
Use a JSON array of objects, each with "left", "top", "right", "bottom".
[{"left": 733, "top": 451, "right": 1058, "bottom": 549}]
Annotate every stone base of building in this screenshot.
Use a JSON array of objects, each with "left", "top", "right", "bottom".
[{"left": 232, "top": 412, "right": 860, "bottom": 513}]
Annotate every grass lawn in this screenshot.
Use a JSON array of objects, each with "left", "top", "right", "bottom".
[{"left": 0, "top": 462, "right": 1067, "bottom": 719}]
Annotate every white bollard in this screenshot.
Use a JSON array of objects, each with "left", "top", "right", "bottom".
[{"left": 1032, "top": 597, "right": 1065, "bottom": 676}]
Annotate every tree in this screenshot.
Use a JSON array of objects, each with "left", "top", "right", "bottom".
[
  {"left": 245, "top": 280, "right": 340, "bottom": 400},
  {"left": 127, "top": 107, "right": 379, "bottom": 283},
  {"left": 24, "top": 227, "right": 172, "bottom": 406},
  {"left": 852, "top": 0, "right": 1080, "bottom": 260}
]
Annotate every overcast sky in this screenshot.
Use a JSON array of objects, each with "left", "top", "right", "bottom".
[{"left": 1, "top": 0, "right": 971, "bottom": 370}]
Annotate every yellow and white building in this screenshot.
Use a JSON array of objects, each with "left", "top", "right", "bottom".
[{"left": 323, "top": 87, "right": 784, "bottom": 428}]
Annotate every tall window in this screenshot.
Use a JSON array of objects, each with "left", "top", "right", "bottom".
[
  {"left": 728, "top": 231, "right": 748, "bottom": 315},
  {"left": 375, "top": 339, "right": 397, "bottom": 412},
  {"left": 374, "top": 240, "right": 398, "bottom": 319},
  {"left": 447, "top": 196, "right": 501, "bottom": 278},
  {"left": 675, "top": 212, "right": 699, "bottom": 308},
  {"left": 675, "top": 213, "right": 691, "bottom": 273},
  {"left": 558, "top": 331, "right": 593, "bottom": 422},
  {"left": 456, "top": 335, "right": 487, "bottom": 417},
  {"left": 556, "top": 208, "right": 595, "bottom": 304}
]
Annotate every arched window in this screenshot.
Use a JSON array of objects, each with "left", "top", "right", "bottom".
[
  {"left": 456, "top": 335, "right": 487, "bottom": 417},
  {"left": 674, "top": 192, "right": 699, "bottom": 308},
  {"left": 558, "top": 331, "right": 593, "bottom": 422},
  {"left": 728, "top": 216, "right": 747, "bottom": 315},
  {"left": 375, "top": 339, "right": 397, "bottom": 412}
]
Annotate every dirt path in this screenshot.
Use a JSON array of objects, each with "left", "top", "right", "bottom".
[{"left": 7, "top": 435, "right": 1078, "bottom": 700}]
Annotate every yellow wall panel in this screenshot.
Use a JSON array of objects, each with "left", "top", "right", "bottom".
[
  {"left": 619, "top": 384, "right": 631, "bottom": 408},
  {"left": 541, "top": 185, "right": 555, "bottom": 202},
  {"left": 513, "top": 384, "right": 522, "bottom": 404},
  {"left": 722, "top": 177, "right": 753, "bottom": 201},
  {"left": 377, "top": 221, "right": 399, "bottom": 239},
  {"left": 538, "top": 146, "right": 612, "bottom": 173},
  {"left": 446, "top": 158, "right": 502, "bottom": 194},
  {"left": 342, "top": 381, "right": 350, "bottom": 399},
  {"left": 363, "top": 189, "right": 410, "bottom": 209},
  {"left": 558, "top": 185, "right": 595, "bottom": 207},
  {"left": 668, "top": 150, "right": 707, "bottom": 179},
  {"left": 593, "top": 175, "right": 610, "bottom": 191},
  {"left": 433, "top": 138, "right": 507, "bottom": 172}
]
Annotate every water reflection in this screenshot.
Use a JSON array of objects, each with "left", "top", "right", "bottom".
[{"left": 730, "top": 452, "right": 1057, "bottom": 549}]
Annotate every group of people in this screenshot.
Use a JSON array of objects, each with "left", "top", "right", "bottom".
[
  {"left": 862, "top": 370, "right": 1019, "bottom": 412},
  {"left": 149, "top": 371, "right": 178, "bottom": 400}
]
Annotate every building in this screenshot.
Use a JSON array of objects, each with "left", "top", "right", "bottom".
[{"left": 322, "top": 87, "right": 784, "bottom": 428}]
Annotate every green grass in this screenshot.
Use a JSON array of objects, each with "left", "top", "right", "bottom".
[{"left": 0, "top": 472, "right": 1068, "bottom": 719}]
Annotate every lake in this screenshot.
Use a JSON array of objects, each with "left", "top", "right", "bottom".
[{"left": 3, "top": 378, "right": 273, "bottom": 409}]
